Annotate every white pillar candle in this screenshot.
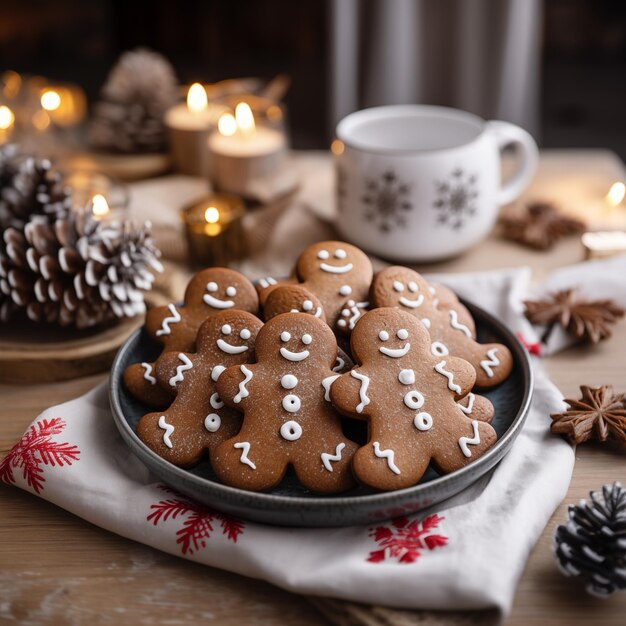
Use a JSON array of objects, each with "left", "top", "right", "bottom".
[
  {"left": 208, "top": 103, "right": 287, "bottom": 197},
  {"left": 164, "top": 84, "right": 226, "bottom": 177}
]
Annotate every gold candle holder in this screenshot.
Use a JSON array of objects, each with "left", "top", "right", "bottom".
[{"left": 181, "top": 193, "right": 246, "bottom": 267}]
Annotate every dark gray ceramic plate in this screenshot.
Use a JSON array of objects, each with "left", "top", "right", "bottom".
[{"left": 110, "top": 300, "right": 533, "bottom": 527}]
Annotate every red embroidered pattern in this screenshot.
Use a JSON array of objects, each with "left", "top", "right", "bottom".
[
  {"left": 516, "top": 332, "right": 542, "bottom": 356},
  {"left": 367, "top": 514, "right": 448, "bottom": 563},
  {"left": 0, "top": 417, "right": 80, "bottom": 494},
  {"left": 147, "top": 487, "right": 244, "bottom": 555}
]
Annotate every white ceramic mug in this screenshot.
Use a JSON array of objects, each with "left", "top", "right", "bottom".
[{"left": 334, "top": 105, "right": 538, "bottom": 262}]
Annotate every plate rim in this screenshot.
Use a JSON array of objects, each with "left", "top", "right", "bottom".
[{"left": 109, "top": 299, "right": 533, "bottom": 509}]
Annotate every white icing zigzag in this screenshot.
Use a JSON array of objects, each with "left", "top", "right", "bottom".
[
  {"left": 141, "top": 362, "right": 156, "bottom": 385},
  {"left": 169, "top": 353, "right": 193, "bottom": 387},
  {"left": 458, "top": 392, "right": 475, "bottom": 415},
  {"left": 373, "top": 442, "right": 401, "bottom": 475},
  {"left": 321, "top": 442, "right": 346, "bottom": 472},
  {"left": 459, "top": 420, "right": 481, "bottom": 457},
  {"left": 480, "top": 348, "right": 500, "bottom": 378},
  {"left": 434, "top": 360, "right": 462, "bottom": 394},
  {"left": 234, "top": 364, "right": 253, "bottom": 403},
  {"left": 350, "top": 370, "right": 371, "bottom": 413},
  {"left": 322, "top": 374, "right": 340, "bottom": 401},
  {"left": 158, "top": 415, "right": 175, "bottom": 448},
  {"left": 234, "top": 441, "right": 256, "bottom": 469},
  {"left": 449, "top": 309, "right": 472, "bottom": 338},
  {"left": 156, "top": 303, "right": 181, "bottom": 337}
]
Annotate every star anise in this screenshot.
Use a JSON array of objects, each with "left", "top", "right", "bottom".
[
  {"left": 500, "top": 202, "right": 586, "bottom": 250},
  {"left": 524, "top": 289, "right": 624, "bottom": 344},
  {"left": 551, "top": 385, "right": 626, "bottom": 447}
]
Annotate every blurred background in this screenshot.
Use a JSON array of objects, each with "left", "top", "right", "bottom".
[{"left": 1, "top": 0, "right": 625, "bottom": 155}]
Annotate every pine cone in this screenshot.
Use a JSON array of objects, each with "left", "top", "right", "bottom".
[
  {"left": 554, "top": 482, "right": 626, "bottom": 597},
  {"left": 0, "top": 211, "right": 163, "bottom": 329},
  {"left": 88, "top": 48, "right": 178, "bottom": 154},
  {"left": 0, "top": 155, "right": 72, "bottom": 230}
]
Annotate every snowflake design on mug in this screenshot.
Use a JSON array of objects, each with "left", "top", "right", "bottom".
[
  {"left": 362, "top": 170, "right": 413, "bottom": 232},
  {"left": 432, "top": 168, "right": 479, "bottom": 229}
]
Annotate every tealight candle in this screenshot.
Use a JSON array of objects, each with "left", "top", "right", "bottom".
[
  {"left": 165, "top": 83, "right": 227, "bottom": 177},
  {"left": 208, "top": 102, "right": 287, "bottom": 197},
  {"left": 181, "top": 193, "right": 246, "bottom": 267}
]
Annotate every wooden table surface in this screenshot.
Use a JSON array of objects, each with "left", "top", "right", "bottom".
[{"left": 2, "top": 152, "right": 626, "bottom": 625}]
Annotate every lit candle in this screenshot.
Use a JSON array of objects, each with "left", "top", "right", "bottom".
[
  {"left": 208, "top": 102, "right": 287, "bottom": 197},
  {"left": 39, "top": 84, "right": 86, "bottom": 127},
  {"left": 181, "top": 193, "right": 246, "bottom": 267},
  {"left": 606, "top": 182, "right": 625, "bottom": 208},
  {"left": 0, "top": 104, "right": 15, "bottom": 143},
  {"left": 164, "top": 83, "right": 227, "bottom": 177}
]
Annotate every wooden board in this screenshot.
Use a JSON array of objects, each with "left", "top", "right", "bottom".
[{"left": 0, "top": 316, "right": 142, "bottom": 384}]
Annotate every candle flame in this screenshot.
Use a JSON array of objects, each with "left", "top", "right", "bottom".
[
  {"left": 0, "top": 105, "right": 14, "bottom": 130},
  {"left": 204, "top": 206, "right": 220, "bottom": 224},
  {"left": 218, "top": 112, "right": 237, "bottom": 137},
  {"left": 41, "top": 89, "right": 61, "bottom": 111},
  {"left": 606, "top": 182, "right": 625, "bottom": 208},
  {"left": 235, "top": 102, "right": 255, "bottom": 135},
  {"left": 187, "top": 83, "right": 208, "bottom": 113},
  {"left": 92, "top": 194, "right": 110, "bottom": 219}
]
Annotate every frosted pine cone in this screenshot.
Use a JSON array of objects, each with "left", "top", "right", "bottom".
[
  {"left": 0, "top": 155, "right": 72, "bottom": 230},
  {"left": 0, "top": 211, "right": 163, "bottom": 329},
  {"left": 554, "top": 482, "right": 626, "bottom": 597},
  {"left": 88, "top": 48, "right": 178, "bottom": 154}
]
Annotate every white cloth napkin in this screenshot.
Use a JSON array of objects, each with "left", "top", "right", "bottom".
[{"left": 1, "top": 262, "right": 597, "bottom": 619}]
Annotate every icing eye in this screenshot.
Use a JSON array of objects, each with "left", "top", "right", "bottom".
[
  {"left": 221, "top": 324, "right": 232, "bottom": 335},
  {"left": 301, "top": 333, "right": 312, "bottom": 345},
  {"left": 408, "top": 281, "right": 418, "bottom": 293},
  {"left": 226, "top": 286, "right": 237, "bottom": 297},
  {"left": 302, "top": 300, "right": 313, "bottom": 311},
  {"left": 281, "top": 331, "right": 291, "bottom": 342},
  {"left": 397, "top": 328, "right": 409, "bottom": 340},
  {"left": 317, "top": 249, "right": 329, "bottom": 260},
  {"left": 207, "top": 282, "right": 218, "bottom": 292},
  {"left": 334, "top": 248, "right": 347, "bottom": 259},
  {"left": 240, "top": 328, "right": 251, "bottom": 340},
  {"left": 379, "top": 330, "right": 389, "bottom": 341},
  {"left": 393, "top": 281, "right": 404, "bottom": 292}
]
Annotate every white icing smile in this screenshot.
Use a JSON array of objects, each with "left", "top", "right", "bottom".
[
  {"left": 379, "top": 343, "right": 411, "bottom": 358},
  {"left": 203, "top": 282, "right": 236, "bottom": 308},
  {"left": 399, "top": 295, "right": 424, "bottom": 308},
  {"left": 319, "top": 262, "right": 353, "bottom": 274},
  {"left": 216, "top": 339, "right": 248, "bottom": 354},
  {"left": 280, "top": 347, "right": 310, "bottom": 362}
]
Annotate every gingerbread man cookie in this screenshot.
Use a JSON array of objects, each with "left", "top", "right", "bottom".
[
  {"left": 212, "top": 312, "right": 358, "bottom": 493},
  {"left": 370, "top": 267, "right": 513, "bottom": 388},
  {"left": 263, "top": 285, "right": 326, "bottom": 322},
  {"left": 124, "top": 267, "right": 259, "bottom": 408},
  {"left": 330, "top": 307, "right": 498, "bottom": 491},
  {"left": 136, "top": 310, "right": 263, "bottom": 467}
]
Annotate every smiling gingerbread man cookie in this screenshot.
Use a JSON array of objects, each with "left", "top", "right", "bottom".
[
  {"left": 330, "top": 307, "right": 498, "bottom": 491},
  {"left": 370, "top": 267, "right": 513, "bottom": 388},
  {"left": 212, "top": 312, "right": 358, "bottom": 493},
  {"left": 124, "top": 267, "right": 259, "bottom": 408},
  {"left": 136, "top": 310, "right": 263, "bottom": 467}
]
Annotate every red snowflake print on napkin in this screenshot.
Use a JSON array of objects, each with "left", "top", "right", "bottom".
[
  {"left": 0, "top": 417, "right": 80, "bottom": 494},
  {"left": 367, "top": 514, "right": 448, "bottom": 564},
  {"left": 147, "top": 487, "right": 244, "bottom": 555}
]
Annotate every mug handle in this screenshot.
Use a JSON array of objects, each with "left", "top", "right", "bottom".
[{"left": 487, "top": 120, "right": 539, "bottom": 206}]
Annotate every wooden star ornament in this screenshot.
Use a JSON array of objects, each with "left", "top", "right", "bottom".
[
  {"left": 524, "top": 289, "right": 624, "bottom": 344},
  {"left": 551, "top": 385, "right": 626, "bottom": 447}
]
